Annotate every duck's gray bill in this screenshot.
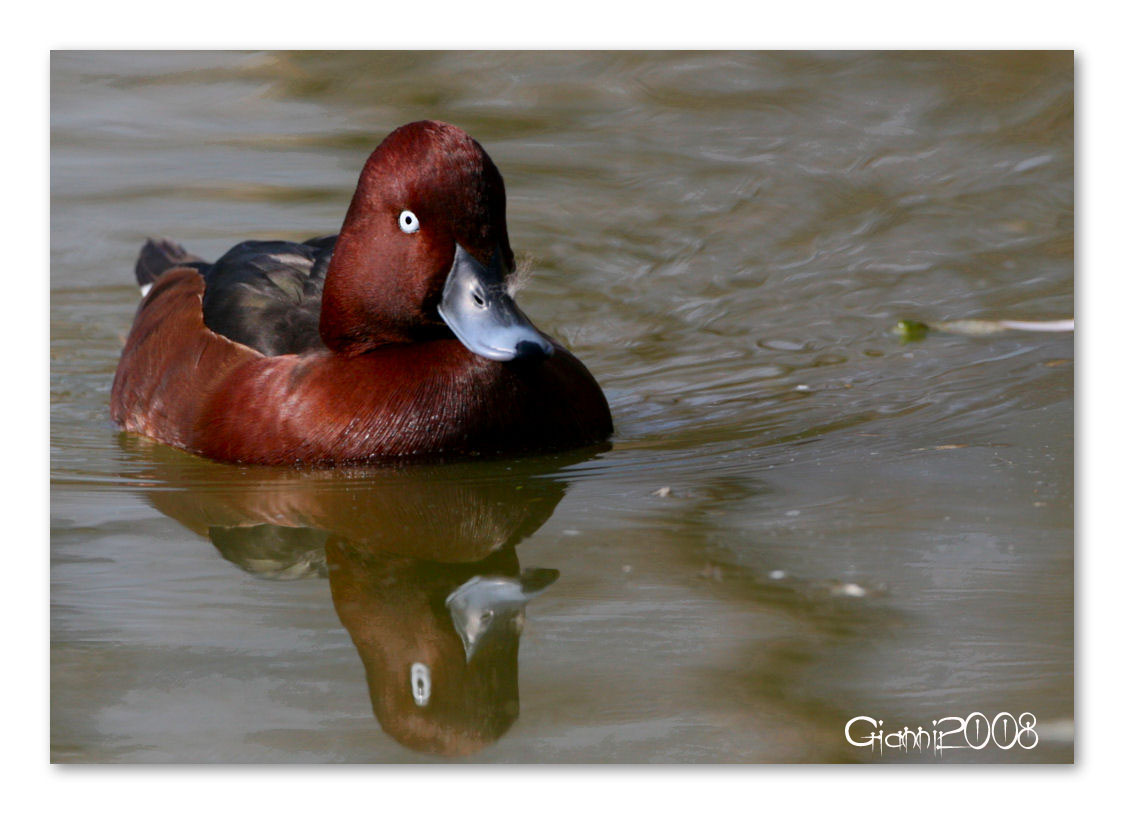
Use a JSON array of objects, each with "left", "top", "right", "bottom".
[{"left": 438, "top": 244, "right": 553, "bottom": 362}]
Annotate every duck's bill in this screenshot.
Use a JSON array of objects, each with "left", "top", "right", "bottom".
[{"left": 437, "top": 244, "right": 554, "bottom": 362}]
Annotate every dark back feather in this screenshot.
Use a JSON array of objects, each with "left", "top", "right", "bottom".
[
  {"left": 135, "top": 238, "right": 207, "bottom": 287},
  {"left": 199, "top": 236, "right": 337, "bottom": 356}
]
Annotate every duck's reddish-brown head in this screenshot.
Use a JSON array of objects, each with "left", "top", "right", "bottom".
[{"left": 319, "top": 121, "right": 552, "bottom": 360}]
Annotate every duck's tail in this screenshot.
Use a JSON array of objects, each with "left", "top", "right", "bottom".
[{"left": 135, "top": 238, "right": 206, "bottom": 296}]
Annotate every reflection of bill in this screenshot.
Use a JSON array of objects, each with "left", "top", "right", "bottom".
[
  {"left": 447, "top": 571, "right": 559, "bottom": 663},
  {"left": 124, "top": 437, "right": 599, "bottom": 757},
  {"left": 844, "top": 713, "right": 1040, "bottom": 756}
]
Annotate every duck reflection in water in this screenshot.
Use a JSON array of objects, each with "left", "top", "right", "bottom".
[
  {"left": 329, "top": 541, "right": 557, "bottom": 755},
  {"left": 125, "top": 437, "right": 595, "bottom": 757}
]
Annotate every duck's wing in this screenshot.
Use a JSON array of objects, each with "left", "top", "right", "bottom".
[
  {"left": 200, "top": 236, "right": 337, "bottom": 356},
  {"left": 132, "top": 235, "right": 337, "bottom": 356}
]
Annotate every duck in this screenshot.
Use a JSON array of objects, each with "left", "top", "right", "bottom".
[{"left": 110, "top": 120, "right": 613, "bottom": 465}]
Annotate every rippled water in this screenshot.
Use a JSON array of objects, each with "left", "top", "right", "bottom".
[{"left": 51, "top": 51, "right": 1073, "bottom": 762}]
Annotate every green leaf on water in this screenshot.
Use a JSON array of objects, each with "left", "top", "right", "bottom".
[{"left": 893, "top": 320, "right": 930, "bottom": 342}]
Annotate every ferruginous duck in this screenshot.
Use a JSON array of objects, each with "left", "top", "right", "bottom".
[{"left": 110, "top": 120, "right": 612, "bottom": 465}]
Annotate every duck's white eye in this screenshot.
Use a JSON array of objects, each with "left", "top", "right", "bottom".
[{"left": 398, "top": 210, "right": 420, "bottom": 233}]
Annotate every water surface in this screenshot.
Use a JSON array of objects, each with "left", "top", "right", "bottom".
[{"left": 51, "top": 51, "right": 1073, "bottom": 762}]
